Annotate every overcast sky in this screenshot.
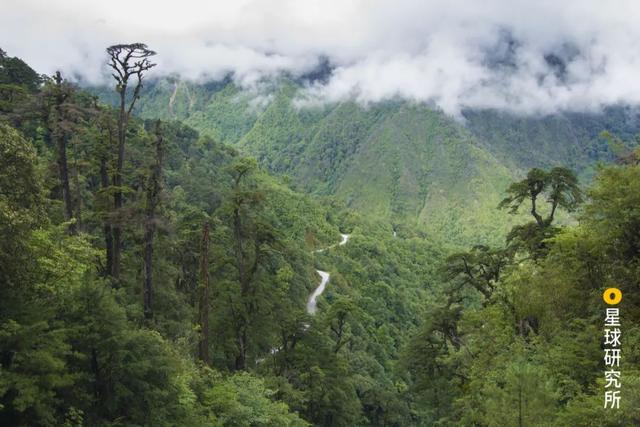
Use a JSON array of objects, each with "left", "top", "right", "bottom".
[{"left": 3, "top": 0, "right": 640, "bottom": 115}]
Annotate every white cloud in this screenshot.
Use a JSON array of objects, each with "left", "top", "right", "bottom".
[{"left": 2, "top": 0, "right": 640, "bottom": 114}]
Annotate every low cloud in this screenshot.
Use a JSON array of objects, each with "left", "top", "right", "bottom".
[{"left": 3, "top": 0, "right": 640, "bottom": 115}]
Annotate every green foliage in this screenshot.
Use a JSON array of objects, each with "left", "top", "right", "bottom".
[
  {"left": 0, "top": 124, "right": 44, "bottom": 288},
  {"left": 405, "top": 159, "right": 640, "bottom": 425},
  {"left": 204, "top": 372, "right": 308, "bottom": 426},
  {"left": 94, "top": 78, "right": 640, "bottom": 248},
  {"left": 499, "top": 167, "right": 582, "bottom": 222},
  {"left": 0, "top": 57, "right": 329, "bottom": 424},
  {"left": 498, "top": 166, "right": 583, "bottom": 257},
  {"left": 0, "top": 51, "right": 41, "bottom": 91},
  {"left": 6, "top": 49, "right": 640, "bottom": 426},
  {"left": 479, "top": 355, "right": 560, "bottom": 426}
]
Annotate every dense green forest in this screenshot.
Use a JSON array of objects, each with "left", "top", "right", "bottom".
[
  {"left": 2, "top": 45, "right": 640, "bottom": 426},
  {"left": 92, "top": 77, "right": 640, "bottom": 246}
]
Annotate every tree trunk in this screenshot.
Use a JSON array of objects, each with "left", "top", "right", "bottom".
[
  {"left": 100, "top": 154, "right": 114, "bottom": 278},
  {"left": 198, "top": 222, "right": 210, "bottom": 364},
  {"left": 52, "top": 72, "right": 75, "bottom": 234},
  {"left": 518, "top": 382, "right": 523, "bottom": 427},
  {"left": 56, "top": 133, "right": 75, "bottom": 232},
  {"left": 143, "top": 226, "right": 154, "bottom": 319},
  {"left": 232, "top": 203, "right": 248, "bottom": 371},
  {"left": 547, "top": 199, "right": 559, "bottom": 225},
  {"left": 72, "top": 140, "right": 83, "bottom": 232},
  {"left": 106, "top": 44, "right": 156, "bottom": 279},
  {"left": 143, "top": 123, "right": 163, "bottom": 319},
  {"left": 530, "top": 195, "right": 544, "bottom": 227},
  {"left": 142, "top": 228, "right": 153, "bottom": 318},
  {"left": 233, "top": 206, "right": 246, "bottom": 286},
  {"left": 112, "top": 91, "right": 127, "bottom": 279},
  {"left": 235, "top": 327, "right": 247, "bottom": 371},
  {"left": 91, "top": 348, "right": 101, "bottom": 400}
]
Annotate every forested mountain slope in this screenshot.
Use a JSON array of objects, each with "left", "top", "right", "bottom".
[
  {"left": 0, "top": 48, "right": 446, "bottom": 426},
  {"left": 93, "top": 78, "right": 640, "bottom": 245},
  {"left": 5, "top": 43, "right": 640, "bottom": 426}
]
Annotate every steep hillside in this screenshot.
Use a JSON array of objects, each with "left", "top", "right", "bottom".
[
  {"left": 1, "top": 49, "right": 450, "bottom": 425},
  {"left": 463, "top": 107, "right": 640, "bottom": 179},
  {"left": 92, "top": 78, "right": 639, "bottom": 245}
]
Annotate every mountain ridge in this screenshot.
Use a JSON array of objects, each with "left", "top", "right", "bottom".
[{"left": 90, "top": 77, "right": 640, "bottom": 244}]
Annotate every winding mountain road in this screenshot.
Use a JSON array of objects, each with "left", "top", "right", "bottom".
[
  {"left": 256, "top": 232, "right": 350, "bottom": 364},
  {"left": 306, "top": 271, "right": 329, "bottom": 314},
  {"left": 306, "top": 233, "right": 350, "bottom": 315}
]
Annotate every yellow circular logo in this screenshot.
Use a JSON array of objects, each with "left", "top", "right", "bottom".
[{"left": 603, "top": 288, "right": 622, "bottom": 305}]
